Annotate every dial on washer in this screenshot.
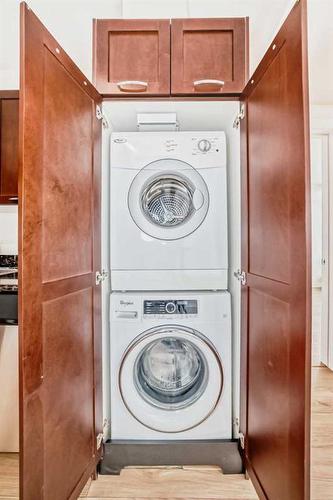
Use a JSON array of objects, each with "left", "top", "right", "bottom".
[{"left": 165, "top": 302, "right": 176, "bottom": 313}]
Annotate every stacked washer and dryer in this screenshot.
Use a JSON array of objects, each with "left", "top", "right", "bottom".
[{"left": 110, "top": 131, "right": 232, "bottom": 440}]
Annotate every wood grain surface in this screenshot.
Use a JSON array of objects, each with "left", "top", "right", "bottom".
[
  {"left": 240, "top": 1, "right": 311, "bottom": 498},
  {"left": 19, "top": 4, "right": 102, "bottom": 499}
]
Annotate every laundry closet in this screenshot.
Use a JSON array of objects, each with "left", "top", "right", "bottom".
[{"left": 2, "top": 1, "right": 311, "bottom": 499}]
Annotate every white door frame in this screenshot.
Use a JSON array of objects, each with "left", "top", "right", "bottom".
[
  {"left": 312, "top": 128, "right": 333, "bottom": 370},
  {"left": 326, "top": 132, "right": 333, "bottom": 370}
]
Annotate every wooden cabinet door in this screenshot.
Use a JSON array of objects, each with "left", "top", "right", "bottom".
[
  {"left": 240, "top": 1, "right": 311, "bottom": 499},
  {"left": 19, "top": 4, "right": 102, "bottom": 499},
  {"left": 171, "top": 18, "right": 248, "bottom": 95},
  {"left": 0, "top": 91, "right": 19, "bottom": 203},
  {"left": 93, "top": 19, "right": 170, "bottom": 97}
]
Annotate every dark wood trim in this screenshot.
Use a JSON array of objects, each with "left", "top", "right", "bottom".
[
  {"left": 102, "top": 95, "right": 242, "bottom": 102},
  {"left": 302, "top": 1, "right": 312, "bottom": 498},
  {"left": 244, "top": 17, "right": 250, "bottom": 83},
  {"left": 92, "top": 90, "right": 103, "bottom": 468},
  {"left": 0, "top": 90, "right": 19, "bottom": 99},
  {"left": 242, "top": 454, "right": 267, "bottom": 500},
  {"left": 100, "top": 440, "right": 244, "bottom": 476},
  {"left": 68, "top": 452, "right": 102, "bottom": 500},
  {"left": 239, "top": 98, "right": 249, "bottom": 454},
  {"left": 0, "top": 91, "right": 19, "bottom": 203},
  {"left": 0, "top": 195, "right": 18, "bottom": 204}
]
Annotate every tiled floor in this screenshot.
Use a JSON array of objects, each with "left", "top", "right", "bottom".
[{"left": 1, "top": 367, "right": 332, "bottom": 499}]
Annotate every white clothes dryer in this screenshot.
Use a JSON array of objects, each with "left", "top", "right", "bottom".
[
  {"left": 110, "top": 131, "right": 228, "bottom": 291},
  {"left": 110, "top": 291, "right": 232, "bottom": 440}
]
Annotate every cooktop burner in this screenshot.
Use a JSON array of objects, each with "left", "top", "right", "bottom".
[
  {"left": 0, "top": 255, "right": 18, "bottom": 297},
  {"left": 0, "top": 284, "right": 18, "bottom": 292}
]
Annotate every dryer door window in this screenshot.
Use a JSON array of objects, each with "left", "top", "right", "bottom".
[
  {"left": 128, "top": 159, "right": 209, "bottom": 240},
  {"left": 119, "top": 326, "right": 223, "bottom": 433},
  {"left": 141, "top": 175, "right": 195, "bottom": 228}
]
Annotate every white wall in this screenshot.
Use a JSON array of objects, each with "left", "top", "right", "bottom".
[
  {"left": 0, "top": 0, "right": 293, "bottom": 89},
  {"left": 308, "top": 0, "right": 333, "bottom": 105}
]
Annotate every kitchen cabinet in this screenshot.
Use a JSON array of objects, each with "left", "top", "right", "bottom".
[
  {"left": 93, "top": 19, "right": 170, "bottom": 96},
  {"left": 0, "top": 91, "right": 19, "bottom": 204},
  {"left": 171, "top": 18, "right": 248, "bottom": 95},
  {"left": 19, "top": 2, "right": 310, "bottom": 499},
  {"left": 93, "top": 18, "right": 248, "bottom": 97}
]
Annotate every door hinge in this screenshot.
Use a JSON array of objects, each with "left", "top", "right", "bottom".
[
  {"left": 233, "top": 104, "right": 245, "bottom": 129},
  {"left": 96, "top": 432, "right": 104, "bottom": 450},
  {"left": 96, "top": 269, "right": 109, "bottom": 285},
  {"left": 239, "top": 432, "right": 245, "bottom": 450},
  {"left": 96, "top": 105, "right": 109, "bottom": 129},
  {"left": 234, "top": 269, "right": 247, "bottom": 286}
]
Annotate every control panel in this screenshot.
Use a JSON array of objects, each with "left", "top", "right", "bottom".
[
  {"left": 191, "top": 136, "right": 222, "bottom": 156},
  {"left": 111, "top": 131, "right": 226, "bottom": 170},
  {"left": 144, "top": 299, "right": 198, "bottom": 316},
  {"left": 161, "top": 137, "right": 222, "bottom": 156}
]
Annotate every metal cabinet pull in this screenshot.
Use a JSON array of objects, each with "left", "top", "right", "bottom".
[
  {"left": 9, "top": 197, "right": 18, "bottom": 202},
  {"left": 116, "top": 80, "right": 148, "bottom": 92},
  {"left": 193, "top": 79, "right": 225, "bottom": 90}
]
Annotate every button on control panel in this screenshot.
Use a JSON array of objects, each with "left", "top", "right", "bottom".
[{"left": 144, "top": 299, "right": 198, "bottom": 317}]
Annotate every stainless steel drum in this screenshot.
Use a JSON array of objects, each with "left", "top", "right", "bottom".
[{"left": 141, "top": 175, "right": 195, "bottom": 227}]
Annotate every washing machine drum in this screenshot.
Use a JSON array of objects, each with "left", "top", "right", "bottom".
[
  {"left": 128, "top": 159, "right": 209, "bottom": 240},
  {"left": 119, "top": 326, "right": 223, "bottom": 433}
]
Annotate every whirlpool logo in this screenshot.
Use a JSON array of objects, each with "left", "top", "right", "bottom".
[
  {"left": 120, "top": 300, "right": 134, "bottom": 306},
  {"left": 113, "top": 138, "right": 127, "bottom": 144}
]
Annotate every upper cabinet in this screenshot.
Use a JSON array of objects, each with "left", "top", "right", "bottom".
[
  {"left": 171, "top": 18, "right": 248, "bottom": 95},
  {"left": 0, "top": 91, "right": 19, "bottom": 204},
  {"left": 93, "top": 19, "right": 171, "bottom": 96},
  {"left": 93, "top": 18, "right": 248, "bottom": 97}
]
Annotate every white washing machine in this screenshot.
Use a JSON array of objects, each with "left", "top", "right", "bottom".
[
  {"left": 110, "top": 291, "right": 232, "bottom": 440},
  {"left": 110, "top": 131, "right": 228, "bottom": 291}
]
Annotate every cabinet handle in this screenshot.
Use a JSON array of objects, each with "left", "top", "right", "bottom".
[
  {"left": 9, "top": 197, "right": 18, "bottom": 202},
  {"left": 116, "top": 80, "right": 148, "bottom": 92},
  {"left": 193, "top": 79, "right": 225, "bottom": 90}
]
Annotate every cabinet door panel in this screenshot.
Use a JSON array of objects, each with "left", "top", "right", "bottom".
[
  {"left": 93, "top": 19, "right": 170, "bottom": 96},
  {"left": 171, "top": 18, "right": 248, "bottom": 95},
  {"left": 0, "top": 94, "right": 19, "bottom": 202},
  {"left": 240, "top": 1, "right": 311, "bottom": 499},
  {"left": 19, "top": 5, "right": 102, "bottom": 499}
]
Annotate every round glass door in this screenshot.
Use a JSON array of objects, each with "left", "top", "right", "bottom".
[
  {"left": 134, "top": 336, "right": 208, "bottom": 410},
  {"left": 119, "top": 326, "right": 223, "bottom": 433},
  {"left": 128, "top": 159, "right": 209, "bottom": 240}
]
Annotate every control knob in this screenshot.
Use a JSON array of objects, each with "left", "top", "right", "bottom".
[
  {"left": 165, "top": 302, "right": 176, "bottom": 314},
  {"left": 198, "top": 139, "right": 211, "bottom": 152}
]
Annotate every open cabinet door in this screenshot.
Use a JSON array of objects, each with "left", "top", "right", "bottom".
[
  {"left": 240, "top": 1, "right": 311, "bottom": 499},
  {"left": 19, "top": 4, "right": 102, "bottom": 499}
]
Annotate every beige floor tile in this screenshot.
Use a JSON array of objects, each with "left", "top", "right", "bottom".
[{"left": 86, "top": 469, "right": 258, "bottom": 499}]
